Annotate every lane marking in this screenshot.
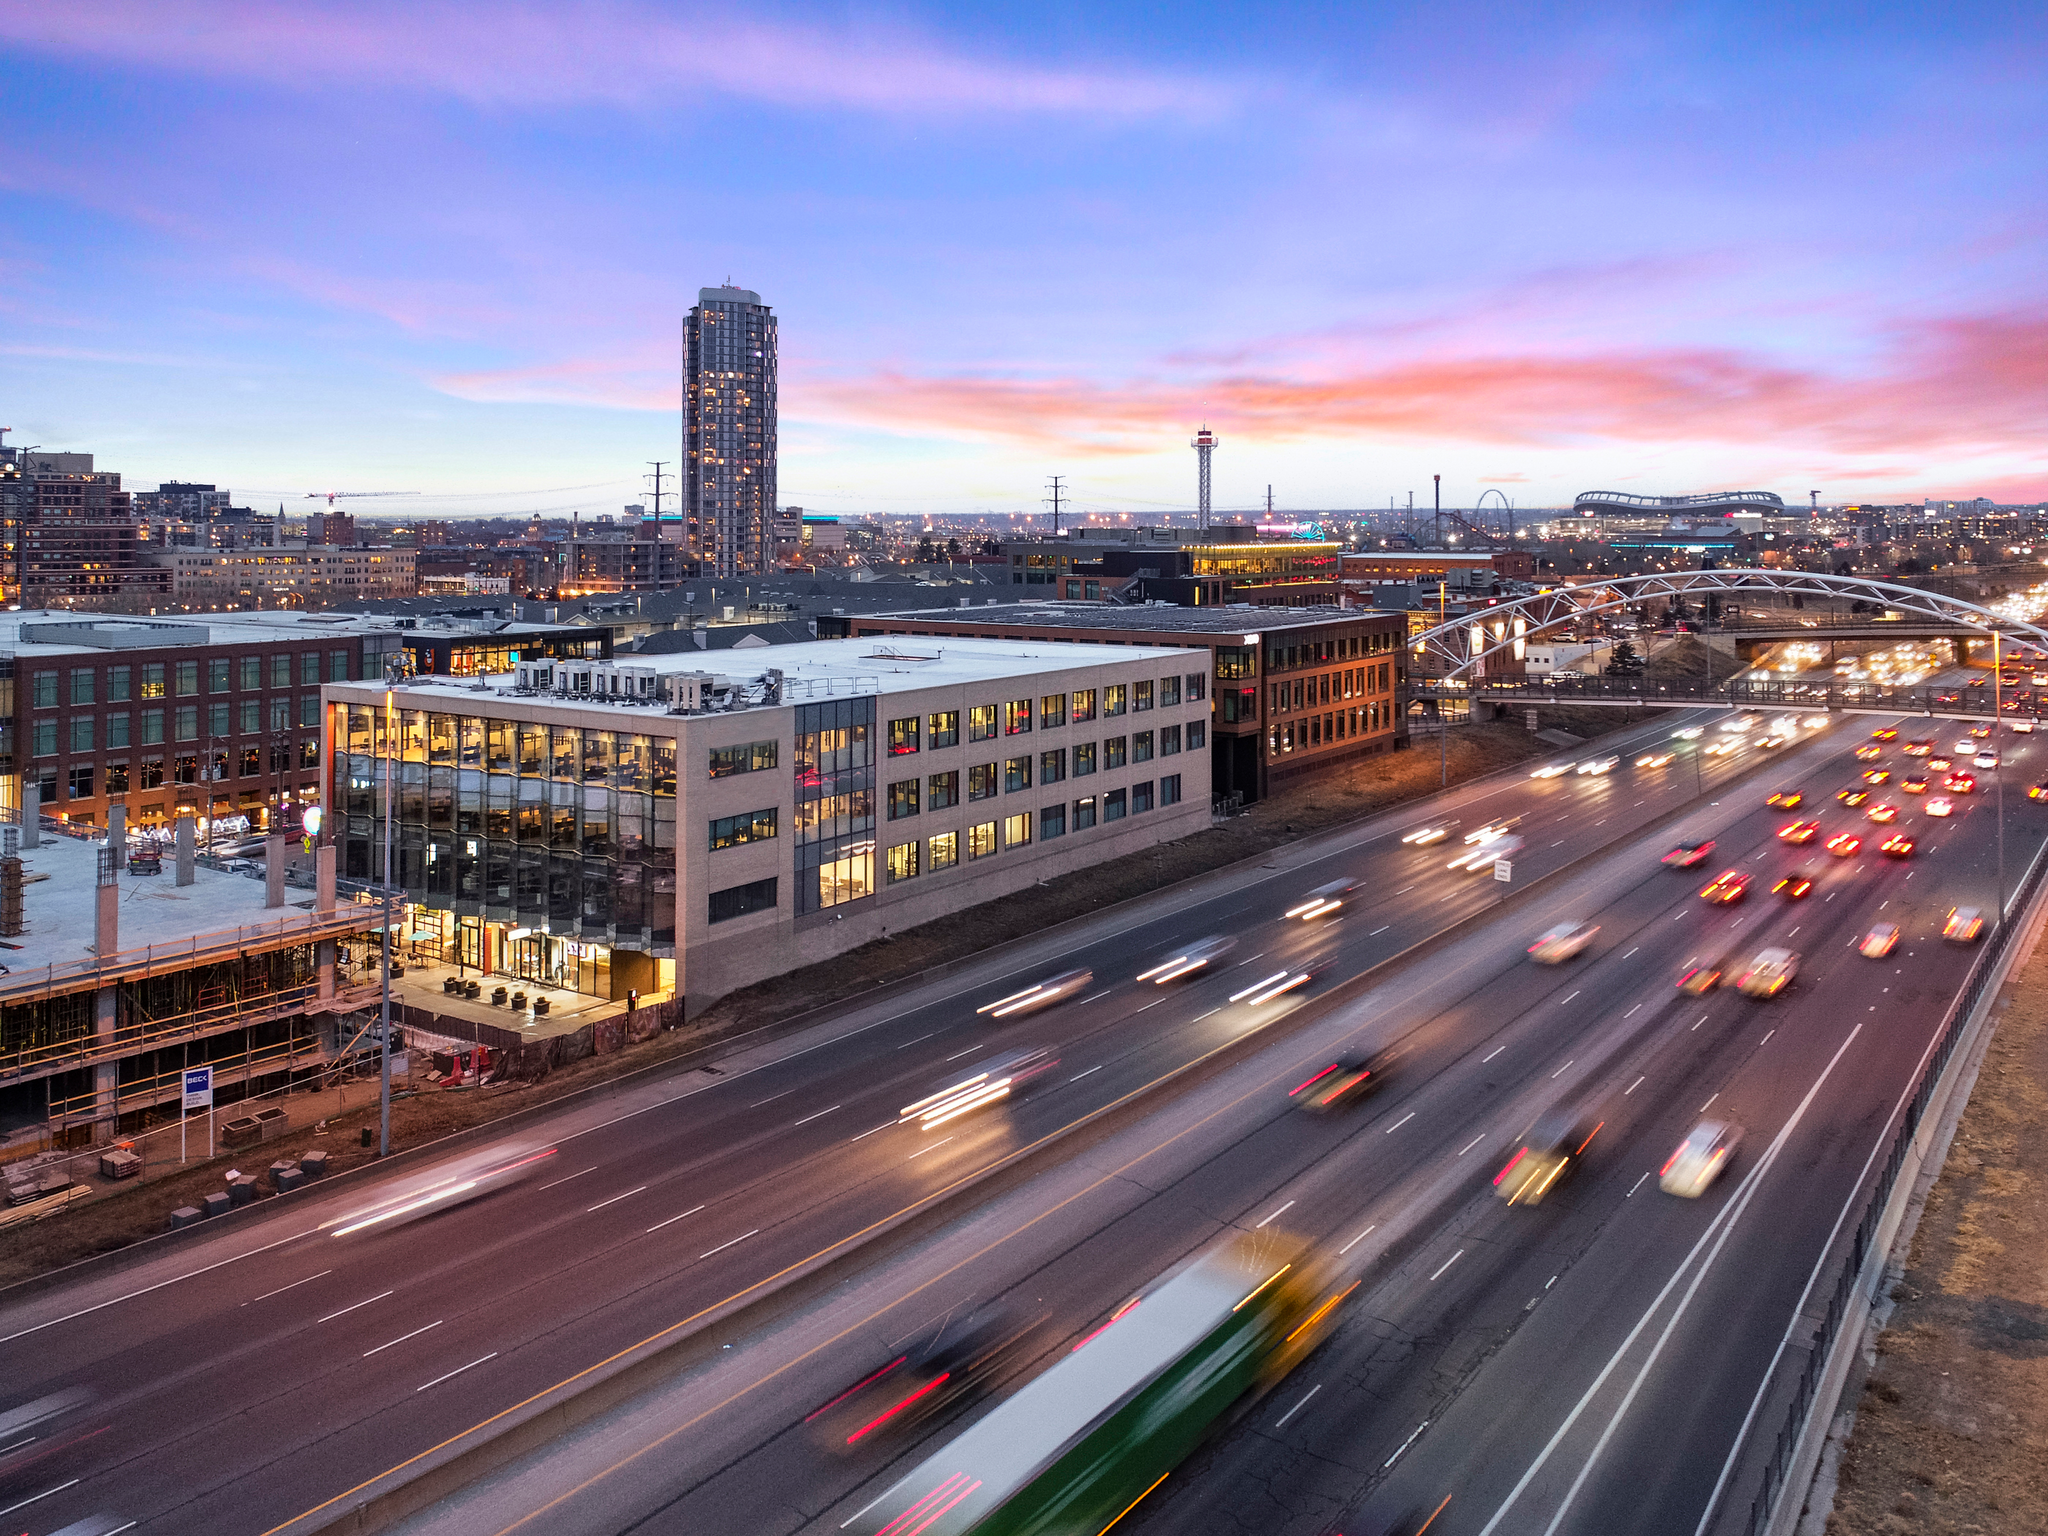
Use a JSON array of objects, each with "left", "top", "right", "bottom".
[
  {"left": 1069, "top": 1065, "right": 1103, "bottom": 1083},
  {"left": 538, "top": 1166, "right": 597, "bottom": 1192},
  {"left": 1339, "top": 1224, "right": 1377, "bottom": 1256},
  {"left": 1558, "top": 991, "right": 1580, "bottom": 1006},
  {"left": 1624, "top": 1004, "right": 1642, "bottom": 1018},
  {"left": 244, "top": 1269, "right": 332, "bottom": 1306},
  {"left": 417, "top": 1353, "right": 498, "bottom": 1392},
  {"left": 906, "top": 1138, "right": 954, "bottom": 1160},
  {"left": 1370, "top": 925, "right": 1391, "bottom": 936},
  {"left": 1482, "top": 1046, "right": 1507, "bottom": 1063},
  {"left": 1692, "top": 1015, "right": 1707, "bottom": 1031},
  {"left": 1385, "top": 1112, "right": 1416, "bottom": 1134},
  {"left": 849, "top": 1122, "right": 892, "bottom": 1142},
  {"left": 792, "top": 1105, "right": 841, "bottom": 1127},
  {"left": 894, "top": 1033, "right": 933, "bottom": 1050},
  {"left": 1761, "top": 1029, "right": 1775, "bottom": 1045},
  {"left": 646, "top": 1205, "right": 705, "bottom": 1233},
  {"left": 1700, "top": 1093, "right": 1719, "bottom": 1113},
  {"left": 748, "top": 1089, "right": 794, "bottom": 1108},
  {"left": 1385, "top": 1420, "right": 1429, "bottom": 1469},
  {"left": 1622, "top": 947, "right": 1639, "bottom": 959},
  {"left": 945, "top": 1046, "right": 983, "bottom": 1062},
  {"left": 317, "top": 1290, "right": 394, "bottom": 1324},
  {"left": 1078, "top": 990, "right": 1114, "bottom": 1005},
  {"left": 1625, "top": 1076, "right": 1645, "bottom": 1095},
  {"left": 1275, "top": 1384, "right": 1321, "bottom": 1428},
  {"left": 364, "top": 1320, "right": 441, "bottom": 1357},
  {"left": 1627, "top": 1172, "right": 1650, "bottom": 1198},
  {"left": 1457, "top": 1134, "right": 1486, "bottom": 1157},
  {"left": 0, "top": 1479, "right": 78, "bottom": 1518},
  {"left": 586, "top": 1186, "right": 647, "bottom": 1213},
  {"left": 1550, "top": 1059, "right": 1575, "bottom": 1079},
  {"left": 1429, "top": 1250, "right": 1464, "bottom": 1283},
  {"left": 699, "top": 1230, "right": 759, "bottom": 1259},
  {"left": 1255, "top": 1200, "right": 1295, "bottom": 1229}
]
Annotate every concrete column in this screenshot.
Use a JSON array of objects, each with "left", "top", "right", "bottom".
[
  {"left": 92, "top": 986, "right": 118, "bottom": 1147},
  {"left": 175, "top": 814, "right": 195, "bottom": 886},
  {"left": 315, "top": 842, "right": 336, "bottom": 914},
  {"left": 106, "top": 802, "right": 127, "bottom": 853},
  {"left": 265, "top": 833, "right": 286, "bottom": 909},
  {"left": 20, "top": 782, "right": 38, "bottom": 849},
  {"left": 317, "top": 938, "right": 337, "bottom": 1002}
]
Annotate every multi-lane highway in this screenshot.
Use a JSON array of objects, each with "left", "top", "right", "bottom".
[{"left": 1, "top": 707, "right": 2035, "bottom": 1536}]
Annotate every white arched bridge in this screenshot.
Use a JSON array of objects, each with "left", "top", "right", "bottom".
[{"left": 1405, "top": 570, "right": 2048, "bottom": 724}]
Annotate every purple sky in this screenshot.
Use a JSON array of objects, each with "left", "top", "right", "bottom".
[{"left": 3, "top": 1, "right": 2044, "bottom": 518}]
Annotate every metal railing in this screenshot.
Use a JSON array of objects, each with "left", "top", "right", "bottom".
[{"left": 1410, "top": 673, "right": 2044, "bottom": 724}]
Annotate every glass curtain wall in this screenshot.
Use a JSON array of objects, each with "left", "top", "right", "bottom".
[{"left": 794, "top": 697, "right": 875, "bottom": 914}]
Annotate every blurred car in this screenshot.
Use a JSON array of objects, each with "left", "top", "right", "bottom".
[
  {"left": 1700, "top": 870, "right": 1749, "bottom": 904},
  {"left": 1837, "top": 788, "right": 1870, "bottom": 806},
  {"left": 1974, "top": 750, "right": 2000, "bottom": 769},
  {"left": 1854, "top": 744, "right": 1884, "bottom": 761},
  {"left": 2031, "top": 780, "right": 2048, "bottom": 801},
  {"left": 1870, "top": 727, "right": 1900, "bottom": 741},
  {"left": 1678, "top": 962, "right": 1723, "bottom": 995},
  {"left": 1401, "top": 824, "right": 1451, "bottom": 845},
  {"left": 2012, "top": 718, "right": 2036, "bottom": 733},
  {"left": 1528, "top": 921, "right": 1600, "bottom": 963},
  {"left": 1576, "top": 755, "right": 1621, "bottom": 775},
  {"left": 1285, "top": 879, "right": 1356, "bottom": 919},
  {"left": 1635, "top": 751, "right": 1674, "bottom": 768},
  {"left": 1879, "top": 832, "right": 1915, "bottom": 858},
  {"left": 1903, "top": 739, "right": 1934, "bottom": 756},
  {"left": 1866, "top": 803, "right": 1899, "bottom": 823},
  {"left": 1970, "top": 726, "right": 1991, "bottom": 739},
  {"left": 1464, "top": 818, "right": 1522, "bottom": 844},
  {"left": 806, "top": 1307, "right": 1043, "bottom": 1452},
  {"left": 1493, "top": 1114, "right": 1601, "bottom": 1206},
  {"left": 323, "top": 1141, "right": 559, "bottom": 1238},
  {"left": 1926, "top": 796, "right": 1955, "bottom": 817},
  {"left": 1736, "top": 947, "right": 1799, "bottom": 998},
  {"left": 1671, "top": 725, "right": 1705, "bottom": 740},
  {"left": 1135, "top": 937, "right": 1236, "bottom": 985},
  {"left": 976, "top": 968, "right": 1095, "bottom": 1018},
  {"left": 899, "top": 1047, "right": 1060, "bottom": 1130},
  {"left": 1900, "top": 774, "right": 1929, "bottom": 794},
  {"left": 1862, "top": 768, "right": 1891, "bottom": 784},
  {"left": 1660, "top": 1120, "right": 1744, "bottom": 1198},
  {"left": 1772, "top": 872, "right": 1814, "bottom": 900},
  {"left": 1861, "top": 922, "right": 1901, "bottom": 958},
  {"left": 1722, "top": 713, "right": 1762, "bottom": 734},
  {"left": 1944, "top": 772, "right": 1977, "bottom": 794},
  {"left": 1530, "top": 762, "right": 1573, "bottom": 779},
  {"left": 1802, "top": 715, "right": 1831, "bottom": 728},
  {"left": 1228, "top": 963, "right": 1315, "bottom": 1006},
  {"left": 1953, "top": 739, "right": 1978, "bottom": 756},
  {"left": 1778, "top": 819, "right": 1821, "bottom": 844},
  {"left": 1704, "top": 738, "right": 1739, "bottom": 757},
  {"left": 1765, "top": 789, "right": 1804, "bottom": 809},
  {"left": 1943, "top": 907, "right": 1986, "bottom": 943},
  {"left": 1662, "top": 839, "right": 1716, "bottom": 868},
  {"left": 1929, "top": 756, "right": 1953, "bottom": 771},
  {"left": 1825, "top": 833, "right": 1862, "bottom": 857},
  {"left": 1288, "top": 1055, "right": 1389, "bottom": 1112},
  {"left": 1447, "top": 834, "right": 1523, "bottom": 872}
]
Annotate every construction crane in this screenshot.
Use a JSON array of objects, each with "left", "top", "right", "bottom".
[{"left": 303, "top": 490, "right": 418, "bottom": 507}]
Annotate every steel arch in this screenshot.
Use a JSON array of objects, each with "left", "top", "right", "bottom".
[{"left": 1407, "top": 569, "right": 2048, "bottom": 679}]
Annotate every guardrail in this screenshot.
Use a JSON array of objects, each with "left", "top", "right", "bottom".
[
  {"left": 1411, "top": 674, "right": 2044, "bottom": 723},
  {"left": 1739, "top": 831, "right": 2048, "bottom": 1535}
]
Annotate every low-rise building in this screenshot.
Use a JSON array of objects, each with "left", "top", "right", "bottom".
[
  {"left": 324, "top": 637, "right": 1212, "bottom": 1007},
  {"left": 1002, "top": 527, "right": 1343, "bottom": 607},
  {"left": 150, "top": 546, "right": 418, "bottom": 605}
]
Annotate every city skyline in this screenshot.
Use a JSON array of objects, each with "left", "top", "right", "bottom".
[{"left": 2, "top": 2, "right": 2044, "bottom": 515}]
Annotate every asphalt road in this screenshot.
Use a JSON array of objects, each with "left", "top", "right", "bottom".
[{"left": 1, "top": 709, "right": 2027, "bottom": 1536}]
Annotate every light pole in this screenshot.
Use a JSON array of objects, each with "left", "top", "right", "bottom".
[
  {"left": 1994, "top": 631, "right": 2006, "bottom": 922},
  {"left": 379, "top": 677, "right": 396, "bottom": 1157}
]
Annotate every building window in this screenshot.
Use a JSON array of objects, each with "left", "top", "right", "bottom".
[
  {"left": 709, "top": 808, "right": 778, "bottom": 849},
  {"left": 142, "top": 709, "right": 165, "bottom": 745},
  {"left": 69, "top": 765, "right": 94, "bottom": 800},
  {"left": 1104, "top": 684, "right": 1126, "bottom": 717},
  {"left": 141, "top": 663, "right": 166, "bottom": 699},
  {"left": 240, "top": 747, "right": 261, "bottom": 777},
  {"left": 1160, "top": 724, "right": 1181, "bottom": 756},
  {"left": 173, "top": 754, "right": 199, "bottom": 784},
  {"left": 141, "top": 757, "right": 164, "bottom": 789},
  {"left": 270, "top": 655, "right": 291, "bottom": 688},
  {"left": 887, "top": 716, "right": 920, "bottom": 755},
  {"left": 1003, "top": 811, "right": 1032, "bottom": 849},
  {"left": 887, "top": 779, "right": 920, "bottom": 819},
  {"left": 886, "top": 841, "right": 920, "bottom": 883},
  {"left": 1040, "top": 803, "right": 1066, "bottom": 840},
  {"left": 176, "top": 661, "right": 199, "bottom": 696},
  {"left": 968, "top": 762, "right": 999, "bottom": 801},
  {"left": 108, "top": 665, "right": 131, "bottom": 703},
  {"left": 968, "top": 820, "right": 998, "bottom": 859},
  {"left": 1188, "top": 721, "right": 1206, "bottom": 750},
  {"left": 928, "top": 770, "right": 960, "bottom": 811},
  {"left": 1215, "top": 647, "right": 1255, "bottom": 681},
  {"left": 69, "top": 717, "right": 94, "bottom": 753},
  {"left": 1161, "top": 774, "right": 1182, "bottom": 806},
  {"left": 1073, "top": 795, "right": 1097, "bottom": 830},
  {"left": 1071, "top": 688, "right": 1096, "bottom": 723},
  {"left": 929, "top": 830, "right": 959, "bottom": 871},
  {"left": 210, "top": 704, "right": 230, "bottom": 738},
  {"left": 1039, "top": 693, "right": 1066, "bottom": 728},
  {"left": 1105, "top": 736, "right": 1127, "bottom": 770},
  {"left": 270, "top": 699, "right": 290, "bottom": 733},
  {"left": 1039, "top": 748, "right": 1065, "bottom": 784},
  {"left": 70, "top": 668, "right": 95, "bottom": 706},
  {"left": 709, "top": 740, "right": 777, "bottom": 777},
  {"left": 1159, "top": 676, "right": 1180, "bottom": 707},
  {"left": 106, "top": 762, "right": 129, "bottom": 795},
  {"left": 1104, "top": 788, "right": 1127, "bottom": 822},
  {"left": 1003, "top": 699, "right": 1033, "bottom": 735},
  {"left": 301, "top": 653, "right": 320, "bottom": 685},
  {"left": 175, "top": 706, "right": 199, "bottom": 741},
  {"left": 108, "top": 712, "right": 130, "bottom": 749},
  {"left": 330, "top": 649, "right": 351, "bottom": 682},
  {"left": 1133, "top": 780, "right": 1155, "bottom": 813},
  {"left": 968, "top": 704, "right": 998, "bottom": 742},
  {"left": 240, "top": 700, "right": 260, "bottom": 734},
  {"left": 32, "top": 672, "right": 56, "bottom": 708},
  {"left": 1185, "top": 672, "right": 1207, "bottom": 700},
  {"left": 1004, "top": 756, "right": 1032, "bottom": 792},
  {"left": 814, "top": 845, "right": 873, "bottom": 908},
  {"left": 1070, "top": 741, "right": 1095, "bottom": 776},
  {"left": 928, "top": 710, "right": 959, "bottom": 749},
  {"left": 241, "top": 656, "right": 262, "bottom": 691},
  {"left": 1134, "top": 680, "right": 1154, "bottom": 712},
  {"left": 301, "top": 738, "right": 320, "bottom": 768},
  {"left": 709, "top": 876, "right": 778, "bottom": 924},
  {"left": 299, "top": 695, "right": 319, "bottom": 728},
  {"left": 32, "top": 721, "right": 56, "bottom": 757},
  {"left": 208, "top": 658, "right": 231, "bottom": 693}
]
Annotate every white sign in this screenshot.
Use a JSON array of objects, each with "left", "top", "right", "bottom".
[
  {"left": 1494, "top": 860, "right": 1513, "bottom": 882},
  {"left": 183, "top": 1065, "right": 214, "bottom": 1109}
]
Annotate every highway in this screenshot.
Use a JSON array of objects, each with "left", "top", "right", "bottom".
[{"left": 0, "top": 707, "right": 2032, "bottom": 1536}]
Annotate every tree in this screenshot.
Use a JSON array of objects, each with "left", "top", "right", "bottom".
[
  {"left": 946, "top": 537, "right": 961, "bottom": 558},
  {"left": 1607, "top": 640, "right": 1642, "bottom": 673},
  {"left": 917, "top": 535, "right": 936, "bottom": 562}
]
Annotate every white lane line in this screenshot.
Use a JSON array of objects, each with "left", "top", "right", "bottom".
[
  {"left": 1550, "top": 1059, "right": 1575, "bottom": 1079},
  {"left": 1079, "top": 991, "right": 1114, "bottom": 1005},
  {"left": 1429, "top": 1250, "right": 1465, "bottom": 1283},
  {"left": 793, "top": 1104, "right": 841, "bottom": 1127},
  {"left": 1369, "top": 925, "right": 1391, "bottom": 936},
  {"left": 1627, "top": 1172, "right": 1650, "bottom": 1198},
  {"left": 1255, "top": 1200, "right": 1295, "bottom": 1229},
  {"left": 646, "top": 1204, "right": 705, "bottom": 1233},
  {"left": 1339, "top": 1224, "right": 1378, "bottom": 1256},
  {"left": 363, "top": 1319, "right": 441, "bottom": 1357},
  {"left": 849, "top": 1122, "right": 893, "bottom": 1142},
  {"left": 1275, "top": 1384, "right": 1322, "bottom": 1428},
  {"left": 1384, "top": 1112, "right": 1416, "bottom": 1134},
  {"left": 1692, "top": 1015, "right": 1707, "bottom": 1031},
  {"left": 700, "top": 1229, "right": 760, "bottom": 1259},
  {"left": 1624, "top": 1004, "right": 1642, "bottom": 1018},
  {"left": 1482, "top": 1045, "right": 1507, "bottom": 1063},
  {"left": 318, "top": 1289, "right": 394, "bottom": 1324},
  {"left": 1623, "top": 947, "right": 1639, "bottom": 959},
  {"left": 1193, "top": 1008, "right": 1220, "bottom": 1022},
  {"left": 1559, "top": 991, "right": 1580, "bottom": 1006},
  {"left": 907, "top": 1138, "right": 955, "bottom": 1160},
  {"left": 538, "top": 1166, "right": 597, "bottom": 1191},
  {"left": 749, "top": 1088, "right": 794, "bottom": 1108},
  {"left": 1069, "top": 1065, "right": 1103, "bottom": 1083},
  {"left": 894, "top": 1032, "right": 934, "bottom": 1049},
  {"left": 0, "top": 1479, "right": 78, "bottom": 1518},
  {"left": 1699, "top": 1093, "right": 1719, "bottom": 1113},
  {"left": 244, "top": 1269, "right": 332, "bottom": 1305},
  {"left": 945, "top": 1046, "right": 982, "bottom": 1061},
  {"left": 1394, "top": 885, "right": 1415, "bottom": 895},
  {"left": 1626, "top": 1076, "right": 1645, "bottom": 1095},
  {"left": 1384, "top": 1420, "right": 1430, "bottom": 1469},
  {"left": 1788, "top": 926, "right": 1800, "bottom": 937},
  {"left": 1134, "top": 998, "right": 1165, "bottom": 1013},
  {"left": 1236, "top": 952, "right": 1268, "bottom": 966},
  {"left": 586, "top": 1186, "right": 647, "bottom": 1213},
  {"left": 1761, "top": 1030, "right": 1775, "bottom": 1046},
  {"left": 416, "top": 1353, "right": 498, "bottom": 1392},
  {"left": 1551, "top": 840, "right": 1566, "bottom": 848},
  {"left": 1457, "top": 1134, "right": 1487, "bottom": 1157}
]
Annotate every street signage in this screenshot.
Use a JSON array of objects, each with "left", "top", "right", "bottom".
[
  {"left": 183, "top": 1065, "right": 213, "bottom": 1110},
  {"left": 1494, "top": 860, "right": 1513, "bottom": 882}
]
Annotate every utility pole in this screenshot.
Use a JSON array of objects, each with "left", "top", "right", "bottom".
[
  {"left": 645, "top": 461, "right": 672, "bottom": 522},
  {"left": 1045, "top": 476, "right": 1066, "bottom": 537},
  {"left": 1434, "top": 474, "right": 1442, "bottom": 547}
]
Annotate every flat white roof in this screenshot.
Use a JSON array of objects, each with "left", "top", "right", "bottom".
[{"left": 0, "top": 609, "right": 557, "bottom": 659}]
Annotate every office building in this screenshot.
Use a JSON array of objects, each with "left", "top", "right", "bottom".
[
  {"left": 682, "top": 285, "right": 778, "bottom": 578},
  {"left": 306, "top": 511, "right": 357, "bottom": 547},
  {"left": 325, "top": 637, "right": 1209, "bottom": 1007},
  {"left": 1002, "top": 527, "right": 1343, "bottom": 607},
  {"left": 150, "top": 546, "right": 419, "bottom": 606}
]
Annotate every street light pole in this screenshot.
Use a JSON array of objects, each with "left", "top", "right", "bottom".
[
  {"left": 1995, "top": 632, "right": 2006, "bottom": 921},
  {"left": 379, "top": 679, "right": 395, "bottom": 1157}
]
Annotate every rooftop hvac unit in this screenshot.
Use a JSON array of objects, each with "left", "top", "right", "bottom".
[{"left": 661, "top": 672, "right": 707, "bottom": 711}]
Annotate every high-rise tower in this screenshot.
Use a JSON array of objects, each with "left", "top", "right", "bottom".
[
  {"left": 683, "top": 285, "right": 778, "bottom": 577},
  {"left": 1191, "top": 425, "right": 1218, "bottom": 530}
]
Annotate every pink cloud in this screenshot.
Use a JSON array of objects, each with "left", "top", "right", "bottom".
[{"left": 4, "top": 1, "right": 1226, "bottom": 120}]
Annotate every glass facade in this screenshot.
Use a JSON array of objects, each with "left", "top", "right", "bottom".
[{"left": 794, "top": 696, "right": 876, "bottom": 915}]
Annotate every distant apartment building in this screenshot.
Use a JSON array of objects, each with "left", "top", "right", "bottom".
[
  {"left": 133, "top": 482, "right": 232, "bottom": 520},
  {"left": 683, "top": 285, "right": 778, "bottom": 578},
  {"left": 559, "top": 534, "right": 691, "bottom": 594},
  {"left": 0, "top": 455, "right": 158, "bottom": 607},
  {"left": 305, "top": 510, "right": 357, "bottom": 546},
  {"left": 152, "top": 546, "right": 418, "bottom": 606}
]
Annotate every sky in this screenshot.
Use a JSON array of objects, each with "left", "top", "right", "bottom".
[{"left": 2, "top": 1, "right": 2045, "bottom": 520}]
